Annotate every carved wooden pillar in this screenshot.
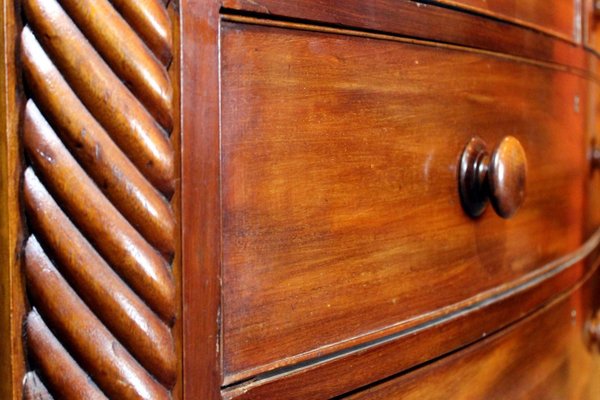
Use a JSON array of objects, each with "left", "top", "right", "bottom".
[{"left": 18, "top": 0, "right": 180, "bottom": 398}]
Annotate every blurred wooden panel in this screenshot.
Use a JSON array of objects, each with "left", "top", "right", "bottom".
[
  {"left": 346, "top": 269, "right": 600, "bottom": 399},
  {"left": 435, "top": 0, "right": 577, "bottom": 42}
]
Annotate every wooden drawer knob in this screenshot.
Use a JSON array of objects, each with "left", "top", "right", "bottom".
[
  {"left": 586, "top": 313, "right": 600, "bottom": 349},
  {"left": 459, "top": 136, "right": 527, "bottom": 219},
  {"left": 591, "top": 146, "right": 600, "bottom": 170},
  {"left": 589, "top": 321, "right": 600, "bottom": 345}
]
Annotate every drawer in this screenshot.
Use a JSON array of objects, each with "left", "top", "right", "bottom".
[
  {"left": 221, "top": 23, "right": 587, "bottom": 383},
  {"left": 344, "top": 269, "right": 600, "bottom": 400},
  {"left": 436, "top": 0, "right": 577, "bottom": 41}
]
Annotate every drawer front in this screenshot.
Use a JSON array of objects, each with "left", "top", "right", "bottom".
[
  {"left": 436, "top": 0, "right": 576, "bottom": 41},
  {"left": 345, "top": 270, "right": 600, "bottom": 400},
  {"left": 221, "top": 23, "right": 587, "bottom": 381}
]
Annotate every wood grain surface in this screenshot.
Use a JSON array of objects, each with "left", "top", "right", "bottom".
[
  {"left": 345, "top": 268, "right": 600, "bottom": 399},
  {"left": 221, "top": 0, "right": 590, "bottom": 71},
  {"left": 433, "top": 0, "right": 577, "bottom": 41},
  {"left": 222, "top": 223, "right": 600, "bottom": 400},
  {"left": 18, "top": 0, "right": 181, "bottom": 397},
  {"left": 0, "top": 1, "right": 26, "bottom": 399},
  {"left": 1, "top": 1, "right": 599, "bottom": 399},
  {"left": 221, "top": 22, "right": 588, "bottom": 383},
  {"left": 180, "top": 0, "right": 223, "bottom": 398},
  {"left": 587, "top": 79, "right": 600, "bottom": 242}
]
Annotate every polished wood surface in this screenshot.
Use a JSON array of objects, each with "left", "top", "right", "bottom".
[
  {"left": 1, "top": 1, "right": 600, "bottom": 399},
  {"left": 221, "top": 22, "right": 587, "bottom": 382},
  {"left": 585, "top": 0, "right": 600, "bottom": 54},
  {"left": 21, "top": 27, "right": 176, "bottom": 256},
  {"left": 23, "top": 0, "right": 175, "bottom": 195},
  {"left": 221, "top": 0, "right": 590, "bottom": 71},
  {"left": 459, "top": 136, "right": 527, "bottom": 219},
  {"left": 0, "top": 1, "right": 25, "bottom": 399},
  {"left": 58, "top": 0, "right": 174, "bottom": 131},
  {"left": 346, "top": 269, "right": 600, "bottom": 399},
  {"left": 222, "top": 229, "right": 600, "bottom": 399},
  {"left": 15, "top": 0, "right": 181, "bottom": 397},
  {"left": 24, "top": 236, "right": 170, "bottom": 399},
  {"left": 23, "top": 166, "right": 176, "bottom": 386},
  {"left": 181, "top": 0, "right": 223, "bottom": 398},
  {"left": 110, "top": 0, "right": 173, "bottom": 66},
  {"left": 434, "top": 0, "right": 576, "bottom": 41},
  {"left": 588, "top": 80, "right": 600, "bottom": 238}
]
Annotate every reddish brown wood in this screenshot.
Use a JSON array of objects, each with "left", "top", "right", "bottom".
[
  {"left": 26, "top": 311, "right": 108, "bottom": 400},
  {"left": 16, "top": 0, "right": 181, "bottom": 396},
  {"left": 433, "top": 0, "right": 577, "bottom": 41},
  {"left": 181, "top": 0, "right": 223, "bottom": 398},
  {"left": 3, "top": 1, "right": 600, "bottom": 399},
  {"left": 23, "top": 165, "right": 176, "bottom": 387},
  {"left": 24, "top": 236, "right": 171, "bottom": 400},
  {"left": 588, "top": 312, "right": 600, "bottom": 346},
  {"left": 0, "top": 1, "right": 26, "bottom": 399},
  {"left": 221, "top": 0, "right": 590, "bottom": 71},
  {"left": 584, "top": 0, "right": 600, "bottom": 54},
  {"left": 220, "top": 22, "right": 587, "bottom": 382},
  {"left": 23, "top": 0, "right": 175, "bottom": 196},
  {"left": 166, "top": 3, "right": 184, "bottom": 399},
  {"left": 58, "top": 0, "right": 174, "bottom": 131},
  {"left": 345, "top": 271, "right": 600, "bottom": 399},
  {"left": 459, "top": 136, "right": 527, "bottom": 218},
  {"left": 222, "top": 229, "right": 600, "bottom": 399},
  {"left": 587, "top": 79, "right": 600, "bottom": 238},
  {"left": 487, "top": 137, "right": 527, "bottom": 218},
  {"left": 20, "top": 30, "right": 176, "bottom": 256},
  {"left": 592, "top": 146, "right": 600, "bottom": 170},
  {"left": 23, "top": 108, "right": 176, "bottom": 323},
  {"left": 110, "top": 0, "right": 173, "bottom": 65}
]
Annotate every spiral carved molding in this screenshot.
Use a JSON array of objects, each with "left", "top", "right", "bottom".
[{"left": 19, "top": 0, "right": 178, "bottom": 398}]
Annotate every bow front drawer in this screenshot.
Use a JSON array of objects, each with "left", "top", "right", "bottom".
[{"left": 219, "top": 22, "right": 587, "bottom": 383}]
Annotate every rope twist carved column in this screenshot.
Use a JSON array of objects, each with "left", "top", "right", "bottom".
[{"left": 19, "top": 0, "right": 178, "bottom": 398}]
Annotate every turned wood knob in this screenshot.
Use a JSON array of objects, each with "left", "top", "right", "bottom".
[
  {"left": 459, "top": 136, "right": 527, "bottom": 219},
  {"left": 589, "top": 321, "right": 600, "bottom": 344},
  {"left": 586, "top": 314, "right": 600, "bottom": 348},
  {"left": 591, "top": 146, "right": 600, "bottom": 170}
]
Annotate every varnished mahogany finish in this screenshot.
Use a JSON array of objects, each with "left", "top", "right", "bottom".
[
  {"left": 459, "top": 136, "right": 527, "bottom": 218},
  {"left": 434, "top": 0, "right": 577, "bottom": 41},
  {"left": 180, "top": 0, "right": 223, "bottom": 398},
  {"left": 222, "top": 229, "right": 600, "bottom": 399},
  {"left": 0, "top": 0, "right": 24, "bottom": 399},
  {"left": 588, "top": 311, "right": 600, "bottom": 347},
  {"left": 585, "top": 0, "right": 600, "bottom": 54},
  {"left": 222, "top": 0, "right": 591, "bottom": 71},
  {"left": 592, "top": 146, "right": 600, "bottom": 170},
  {"left": 221, "top": 22, "right": 586, "bottom": 383},
  {"left": 12, "top": 0, "right": 181, "bottom": 398},
  {"left": 345, "top": 269, "right": 600, "bottom": 399},
  {"left": 2, "top": 1, "right": 600, "bottom": 399}
]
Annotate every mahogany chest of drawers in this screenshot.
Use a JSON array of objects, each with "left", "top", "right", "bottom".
[{"left": 2, "top": 0, "right": 600, "bottom": 399}]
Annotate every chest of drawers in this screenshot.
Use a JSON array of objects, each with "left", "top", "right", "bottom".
[{"left": 2, "top": 0, "right": 600, "bottom": 399}]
